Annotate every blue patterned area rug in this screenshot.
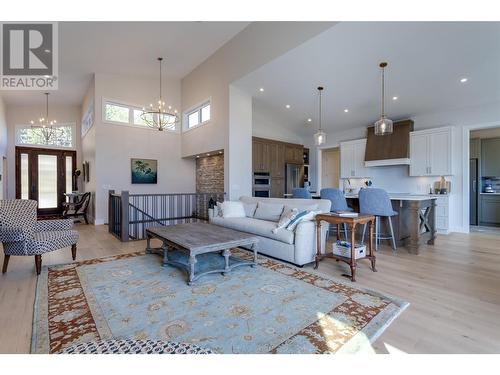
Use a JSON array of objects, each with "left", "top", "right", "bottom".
[{"left": 32, "top": 250, "right": 408, "bottom": 354}]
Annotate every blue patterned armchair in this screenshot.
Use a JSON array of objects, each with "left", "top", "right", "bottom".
[{"left": 0, "top": 199, "right": 79, "bottom": 275}]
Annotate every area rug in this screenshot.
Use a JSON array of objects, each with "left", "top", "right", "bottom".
[{"left": 32, "top": 250, "right": 408, "bottom": 354}]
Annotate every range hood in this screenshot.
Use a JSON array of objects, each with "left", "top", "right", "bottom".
[{"left": 364, "top": 119, "right": 414, "bottom": 167}]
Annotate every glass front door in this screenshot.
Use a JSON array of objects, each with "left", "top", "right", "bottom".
[{"left": 16, "top": 147, "right": 76, "bottom": 215}]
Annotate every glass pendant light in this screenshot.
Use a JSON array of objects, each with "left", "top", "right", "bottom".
[
  {"left": 314, "top": 86, "right": 326, "bottom": 146},
  {"left": 374, "top": 62, "right": 393, "bottom": 136}
]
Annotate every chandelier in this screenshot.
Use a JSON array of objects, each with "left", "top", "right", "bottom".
[
  {"left": 374, "top": 62, "right": 393, "bottom": 136},
  {"left": 141, "top": 57, "right": 179, "bottom": 131},
  {"left": 314, "top": 86, "right": 326, "bottom": 146},
  {"left": 30, "top": 93, "right": 61, "bottom": 144}
]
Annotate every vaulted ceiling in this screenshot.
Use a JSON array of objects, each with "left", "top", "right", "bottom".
[
  {"left": 1, "top": 22, "right": 249, "bottom": 106},
  {"left": 235, "top": 22, "right": 500, "bottom": 136}
]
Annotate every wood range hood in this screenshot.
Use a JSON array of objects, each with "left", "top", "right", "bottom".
[{"left": 364, "top": 119, "right": 414, "bottom": 167}]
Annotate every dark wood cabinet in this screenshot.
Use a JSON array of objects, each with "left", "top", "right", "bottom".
[
  {"left": 269, "top": 143, "right": 285, "bottom": 178},
  {"left": 271, "top": 178, "right": 285, "bottom": 198},
  {"left": 285, "top": 145, "right": 303, "bottom": 164},
  {"left": 253, "top": 137, "right": 303, "bottom": 175},
  {"left": 252, "top": 140, "right": 270, "bottom": 172}
]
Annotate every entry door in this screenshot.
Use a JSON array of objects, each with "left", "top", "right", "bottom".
[
  {"left": 322, "top": 148, "right": 340, "bottom": 188},
  {"left": 16, "top": 147, "right": 76, "bottom": 215}
]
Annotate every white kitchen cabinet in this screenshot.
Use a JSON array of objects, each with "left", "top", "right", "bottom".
[
  {"left": 434, "top": 195, "right": 450, "bottom": 234},
  {"left": 410, "top": 127, "right": 453, "bottom": 176},
  {"left": 340, "top": 139, "right": 370, "bottom": 178}
]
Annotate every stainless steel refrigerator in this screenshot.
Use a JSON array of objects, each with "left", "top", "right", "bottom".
[{"left": 285, "top": 163, "right": 304, "bottom": 194}]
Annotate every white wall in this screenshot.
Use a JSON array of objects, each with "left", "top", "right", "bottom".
[
  {"left": 181, "top": 22, "right": 334, "bottom": 198},
  {"left": 0, "top": 96, "right": 7, "bottom": 199},
  {"left": 5, "top": 104, "right": 82, "bottom": 200},
  {"left": 93, "top": 73, "right": 195, "bottom": 224},
  {"left": 311, "top": 101, "right": 500, "bottom": 233},
  {"left": 228, "top": 86, "right": 252, "bottom": 199}
]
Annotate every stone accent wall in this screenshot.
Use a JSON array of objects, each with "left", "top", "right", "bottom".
[{"left": 196, "top": 154, "right": 224, "bottom": 193}]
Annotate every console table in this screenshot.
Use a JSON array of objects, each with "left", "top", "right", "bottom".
[{"left": 314, "top": 213, "right": 376, "bottom": 282}]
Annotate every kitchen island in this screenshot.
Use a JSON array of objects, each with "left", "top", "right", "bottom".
[{"left": 345, "top": 194, "right": 438, "bottom": 254}]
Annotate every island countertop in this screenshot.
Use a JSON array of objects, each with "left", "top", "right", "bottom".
[{"left": 344, "top": 193, "right": 440, "bottom": 201}]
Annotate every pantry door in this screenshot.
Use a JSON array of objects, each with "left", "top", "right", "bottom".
[{"left": 15, "top": 146, "right": 76, "bottom": 216}]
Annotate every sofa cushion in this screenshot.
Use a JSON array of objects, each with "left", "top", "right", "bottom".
[
  {"left": 284, "top": 203, "right": 318, "bottom": 212},
  {"left": 219, "top": 201, "right": 246, "bottom": 218},
  {"left": 253, "top": 202, "right": 284, "bottom": 222},
  {"left": 210, "top": 217, "right": 294, "bottom": 245},
  {"left": 243, "top": 202, "right": 257, "bottom": 218}
]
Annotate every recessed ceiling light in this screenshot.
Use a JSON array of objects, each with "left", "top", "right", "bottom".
[
  {"left": 196, "top": 155, "right": 200, "bottom": 158},
  {"left": 344, "top": 109, "right": 349, "bottom": 113},
  {"left": 460, "top": 77, "right": 468, "bottom": 83},
  {"left": 392, "top": 96, "right": 398, "bottom": 100},
  {"left": 285, "top": 104, "right": 291, "bottom": 109},
  {"left": 219, "top": 151, "right": 223, "bottom": 154},
  {"left": 307, "top": 118, "right": 312, "bottom": 122},
  {"left": 44, "top": 49, "right": 51, "bottom": 53},
  {"left": 207, "top": 153, "right": 211, "bottom": 156},
  {"left": 259, "top": 88, "right": 264, "bottom": 92}
]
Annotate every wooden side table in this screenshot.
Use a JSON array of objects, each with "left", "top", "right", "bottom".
[{"left": 314, "top": 213, "right": 376, "bottom": 282}]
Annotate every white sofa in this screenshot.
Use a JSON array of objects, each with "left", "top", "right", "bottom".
[{"left": 209, "top": 196, "right": 331, "bottom": 266}]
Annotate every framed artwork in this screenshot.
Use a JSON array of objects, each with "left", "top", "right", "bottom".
[
  {"left": 81, "top": 102, "right": 94, "bottom": 138},
  {"left": 131, "top": 158, "right": 157, "bottom": 184}
]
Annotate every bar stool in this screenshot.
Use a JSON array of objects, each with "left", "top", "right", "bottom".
[
  {"left": 292, "top": 188, "right": 312, "bottom": 199},
  {"left": 359, "top": 188, "right": 398, "bottom": 251},
  {"left": 320, "top": 188, "right": 351, "bottom": 240}
]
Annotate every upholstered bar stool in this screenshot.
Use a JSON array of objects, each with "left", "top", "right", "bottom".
[
  {"left": 359, "top": 188, "right": 398, "bottom": 251},
  {"left": 320, "top": 188, "right": 352, "bottom": 240},
  {"left": 292, "top": 188, "right": 312, "bottom": 199}
]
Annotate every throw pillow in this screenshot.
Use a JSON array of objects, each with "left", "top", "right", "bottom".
[
  {"left": 253, "top": 202, "right": 285, "bottom": 222},
  {"left": 220, "top": 201, "right": 246, "bottom": 218},
  {"left": 243, "top": 202, "right": 257, "bottom": 218},
  {"left": 286, "top": 210, "right": 318, "bottom": 231},
  {"left": 272, "top": 207, "right": 299, "bottom": 233}
]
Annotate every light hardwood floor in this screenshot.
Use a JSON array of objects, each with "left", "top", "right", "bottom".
[{"left": 1, "top": 224, "right": 499, "bottom": 354}]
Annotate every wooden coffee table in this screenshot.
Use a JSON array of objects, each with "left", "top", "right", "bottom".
[{"left": 145, "top": 222, "right": 259, "bottom": 285}]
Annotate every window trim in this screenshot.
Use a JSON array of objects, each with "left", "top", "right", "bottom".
[
  {"left": 15, "top": 123, "right": 76, "bottom": 150},
  {"left": 102, "top": 98, "right": 179, "bottom": 133},
  {"left": 182, "top": 99, "right": 211, "bottom": 132}
]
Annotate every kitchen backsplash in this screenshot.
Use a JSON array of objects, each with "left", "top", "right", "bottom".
[{"left": 340, "top": 165, "right": 441, "bottom": 194}]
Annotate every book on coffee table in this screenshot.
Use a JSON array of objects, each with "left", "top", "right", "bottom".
[{"left": 333, "top": 211, "right": 359, "bottom": 217}]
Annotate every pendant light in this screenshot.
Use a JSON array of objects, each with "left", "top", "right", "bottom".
[
  {"left": 30, "top": 93, "right": 61, "bottom": 144},
  {"left": 314, "top": 86, "right": 326, "bottom": 146},
  {"left": 141, "top": 57, "right": 179, "bottom": 131},
  {"left": 374, "top": 62, "right": 393, "bottom": 136}
]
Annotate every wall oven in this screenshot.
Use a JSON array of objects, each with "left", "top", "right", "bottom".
[{"left": 253, "top": 172, "right": 271, "bottom": 198}]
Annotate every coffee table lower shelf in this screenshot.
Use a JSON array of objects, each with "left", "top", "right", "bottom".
[{"left": 148, "top": 246, "right": 257, "bottom": 285}]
